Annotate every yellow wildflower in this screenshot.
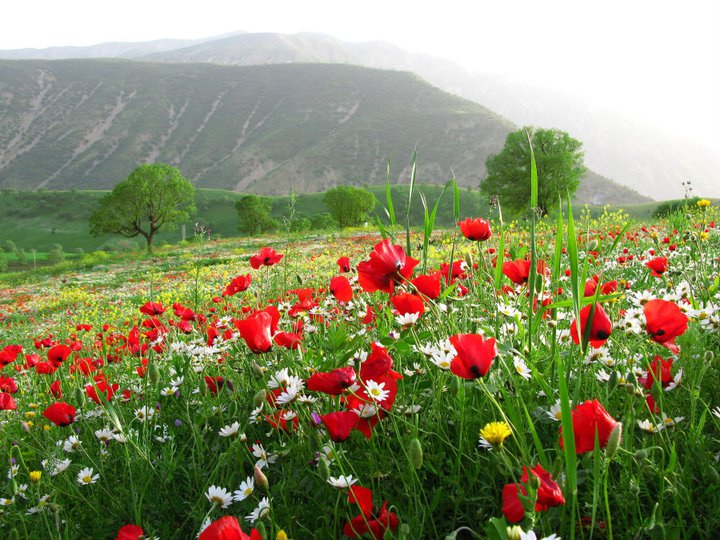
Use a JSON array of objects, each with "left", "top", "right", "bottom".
[
  {"left": 697, "top": 199, "right": 711, "bottom": 208},
  {"left": 29, "top": 471, "right": 42, "bottom": 483},
  {"left": 479, "top": 421, "right": 512, "bottom": 448}
]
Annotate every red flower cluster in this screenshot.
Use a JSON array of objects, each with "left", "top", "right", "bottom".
[
  {"left": 344, "top": 486, "right": 400, "bottom": 539},
  {"left": 502, "top": 463, "right": 565, "bottom": 523},
  {"left": 357, "top": 239, "right": 418, "bottom": 294}
]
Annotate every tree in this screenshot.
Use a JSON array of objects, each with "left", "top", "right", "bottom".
[
  {"left": 323, "top": 186, "right": 376, "bottom": 228},
  {"left": 89, "top": 164, "right": 196, "bottom": 253},
  {"left": 235, "top": 195, "right": 279, "bottom": 235},
  {"left": 481, "top": 127, "right": 586, "bottom": 216}
]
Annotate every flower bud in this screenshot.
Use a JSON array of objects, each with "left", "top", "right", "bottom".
[
  {"left": 148, "top": 362, "right": 160, "bottom": 385},
  {"left": 8, "top": 529, "right": 19, "bottom": 540},
  {"left": 605, "top": 422, "right": 622, "bottom": 459},
  {"left": 704, "top": 350, "right": 715, "bottom": 363},
  {"left": 408, "top": 437, "right": 423, "bottom": 469},
  {"left": 253, "top": 390, "right": 267, "bottom": 408},
  {"left": 254, "top": 464, "right": 269, "bottom": 493}
]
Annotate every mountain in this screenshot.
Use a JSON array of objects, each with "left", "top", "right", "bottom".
[
  {"left": 137, "top": 32, "right": 719, "bottom": 199},
  {"left": 0, "top": 58, "right": 647, "bottom": 204}
]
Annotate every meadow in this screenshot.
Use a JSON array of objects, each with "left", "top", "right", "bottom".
[{"left": 0, "top": 192, "right": 719, "bottom": 539}]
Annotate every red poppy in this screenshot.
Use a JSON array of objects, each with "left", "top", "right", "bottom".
[
  {"left": 449, "top": 333, "right": 497, "bottom": 379},
  {"left": 337, "top": 256, "right": 351, "bottom": 273},
  {"left": 458, "top": 217, "right": 492, "bottom": 241},
  {"left": 348, "top": 485, "right": 374, "bottom": 516},
  {"left": 559, "top": 399, "right": 619, "bottom": 454},
  {"left": 503, "top": 259, "right": 532, "bottom": 285},
  {"left": 0, "top": 392, "right": 17, "bottom": 411},
  {"left": 440, "top": 260, "right": 467, "bottom": 283},
  {"left": 330, "top": 276, "right": 353, "bottom": 303},
  {"left": 198, "top": 516, "right": 261, "bottom": 540},
  {"left": 501, "top": 483, "right": 527, "bottom": 523},
  {"left": 49, "top": 380, "right": 63, "bottom": 398},
  {"left": 360, "top": 343, "right": 402, "bottom": 381},
  {"left": 204, "top": 376, "right": 234, "bottom": 395},
  {"left": 390, "top": 292, "right": 425, "bottom": 317},
  {"left": 85, "top": 376, "right": 119, "bottom": 405},
  {"left": 523, "top": 464, "right": 565, "bottom": 508},
  {"left": 139, "top": 302, "right": 167, "bottom": 316},
  {"left": 362, "top": 306, "right": 377, "bottom": 325},
  {"left": 0, "top": 377, "right": 18, "bottom": 394},
  {"left": 235, "top": 312, "right": 274, "bottom": 353},
  {"left": 307, "top": 366, "right": 357, "bottom": 395},
  {"left": 43, "top": 402, "right": 76, "bottom": 426},
  {"left": 47, "top": 344, "right": 72, "bottom": 365},
  {"left": 250, "top": 247, "right": 284, "bottom": 269},
  {"left": 273, "top": 331, "right": 303, "bottom": 349},
  {"left": 223, "top": 274, "right": 252, "bottom": 297},
  {"left": 410, "top": 272, "right": 442, "bottom": 299},
  {"left": 0, "top": 344, "right": 22, "bottom": 367},
  {"left": 320, "top": 410, "right": 360, "bottom": 442},
  {"left": 570, "top": 303, "right": 612, "bottom": 348},
  {"left": 357, "top": 239, "right": 419, "bottom": 294},
  {"left": 115, "top": 524, "right": 144, "bottom": 540},
  {"left": 639, "top": 356, "right": 674, "bottom": 390},
  {"left": 645, "top": 257, "right": 668, "bottom": 277},
  {"left": 643, "top": 299, "right": 687, "bottom": 354},
  {"left": 343, "top": 497, "right": 400, "bottom": 539}
]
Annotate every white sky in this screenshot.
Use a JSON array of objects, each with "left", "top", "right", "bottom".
[{"left": 3, "top": 0, "right": 719, "bottom": 150}]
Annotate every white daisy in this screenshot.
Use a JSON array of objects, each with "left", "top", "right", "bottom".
[
  {"left": 327, "top": 475, "right": 357, "bottom": 488},
  {"left": 95, "top": 428, "right": 114, "bottom": 443},
  {"left": 76, "top": 467, "right": 99, "bottom": 486},
  {"left": 546, "top": 400, "right": 564, "bottom": 422},
  {"left": 251, "top": 443, "right": 278, "bottom": 469},
  {"left": 233, "top": 476, "right": 254, "bottom": 502},
  {"left": 205, "top": 485, "right": 233, "bottom": 509},
  {"left": 218, "top": 422, "right": 242, "bottom": 437},
  {"left": 63, "top": 435, "right": 82, "bottom": 453},
  {"left": 245, "top": 497, "right": 270, "bottom": 524},
  {"left": 637, "top": 419, "right": 663, "bottom": 433},
  {"left": 713, "top": 406, "right": 720, "bottom": 419},
  {"left": 395, "top": 312, "right": 420, "bottom": 326},
  {"left": 134, "top": 406, "right": 155, "bottom": 422},
  {"left": 364, "top": 380, "right": 390, "bottom": 402},
  {"left": 513, "top": 357, "right": 531, "bottom": 380}
]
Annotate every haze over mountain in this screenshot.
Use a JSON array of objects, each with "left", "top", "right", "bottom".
[
  {"left": 0, "top": 58, "right": 647, "bottom": 205},
  {"left": 2, "top": 32, "right": 709, "bottom": 199}
]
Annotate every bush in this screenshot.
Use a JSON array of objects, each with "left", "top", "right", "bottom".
[
  {"left": 310, "top": 212, "right": 338, "bottom": 230},
  {"left": 323, "top": 186, "right": 375, "bottom": 227},
  {"left": 654, "top": 197, "right": 701, "bottom": 218},
  {"left": 0, "top": 256, "right": 7, "bottom": 273},
  {"left": 2, "top": 240, "right": 17, "bottom": 253},
  {"left": 47, "top": 245, "right": 65, "bottom": 265}
]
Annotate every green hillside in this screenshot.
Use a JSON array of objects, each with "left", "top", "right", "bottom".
[{"left": 0, "top": 59, "right": 648, "bottom": 205}]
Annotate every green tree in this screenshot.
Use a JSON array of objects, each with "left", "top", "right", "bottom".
[
  {"left": 322, "top": 186, "right": 376, "bottom": 228},
  {"left": 89, "top": 164, "right": 196, "bottom": 253},
  {"left": 481, "top": 127, "right": 586, "bottom": 216},
  {"left": 235, "top": 195, "right": 279, "bottom": 235}
]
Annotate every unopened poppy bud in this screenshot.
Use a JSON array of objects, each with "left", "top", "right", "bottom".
[
  {"left": 586, "top": 239, "right": 598, "bottom": 251},
  {"left": 8, "top": 529, "right": 19, "bottom": 540},
  {"left": 9, "top": 478, "right": 17, "bottom": 496},
  {"left": 605, "top": 423, "right": 622, "bottom": 459},
  {"left": 448, "top": 375, "right": 460, "bottom": 397},
  {"left": 650, "top": 522, "right": 665, "bottom": 540},
  {"left": 75, "top": 388, "right": 85, "bottom": 405},
  {"left": 296, "top": 274, "right": 303, "bottom": 285},
  {"left": 464, "top": 252, "right": 474, "bottom": 271},
  {"left": 254, "top": 464, "right": 269, "bottom": 492},
  {"left": 255, "top": 521, "right": 268, "bottom": 537},
  {"left": 317, "top": 458, "right": 330, "bottom": 480},
  {"left": 704, "top": 350, "right": 714, "bottom": 363},
  {"left": 527, "top": 471, "right": 541, "bottom": 491},
  {"left": 21, "top": 421, "right": 31, "bottom": 433},
  {"left": 626, "top": 371, "right": 637, "bottom": 387},
  {"left": 607, "top": 370, "right": 619, "bottom": 393},
  {"left": 408, "top": 437, "right": 423, "bottom": 469},
  {"left": 148, "top": 362, "right": 160, "bottom": 385},
  {"left": 397, "top": 523, "right": 411, "bottom": 539},
  {"left": 253, "top": 390, "right": 267, "bottom": 407},
  {"left": 252, "top": 362, "right": 265, "bottom": 378},
  {"left": 634, "top": 449, "right": 648, "bottom": 461}
]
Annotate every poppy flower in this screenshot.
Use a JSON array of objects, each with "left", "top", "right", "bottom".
[
  {"left": 645, "top": 257, "right": 668, "bottom": 277},
  {"left": 0, "top": 377, "right": 18, "bottom": 394},
  {"left": 198, "top": 516, "right": 261, "bottom": 540},
  {"left": 204, "top": 376, "right": 233, "bottom": 395},
  {"left": 503, "top": 259, "right": 532, "bottom": 285},
  {"left": 307, "top": 366, "right": 357, "bottom": 395},
  {"left": 410, "top": 272, "right": 441, "bottom": 299},
  {"left": 250, "top": 247, "right": 284, "bottom": 269},
  {"left": 49, "top": 379, "right": 63, "bottom": 398},
  {"left": 559, "top": 399, "right": 619, "bottom": 454},
  {"left": 348, "top": 485, "right": 374, "bottom": 516},
  {"left": 0, "top": 344, "right": 22, "bottom": 367},
  {"left": 43, "top": 402, "right": 76, "bottom": 426},
  {"left": 523, "top": 464, "right": 565, "bottom": 508},
  {"left": 235, "top": 312, "right": 274, "bottom": 353},
  {"left": 440, "top": 260, "right": 467, "bottom": 283},
  {"left": 570, "top": 303, "right": 612, "bottom": 348},
  {"left": 449, "top": 333, "right": 497, "bottom": 379},
  {"left": 273, "top": 331, "right": 303, "bottom": 349},
  {"left": 47, "top": 344, "right": 72, "bottom": 365},
  {"left": 139, "top": 302, "right": 167, "bottom": 316},
  {"left": 501, "top": 483, "right": 527, "bottom": 523},
  {"left": 0, "top": 392, "right": 17, "bottom": 411},
  {"left": 343, "top": 498, "right": 400, "bottom": 539},
  {"left": 85, "top": 377, "right": 119, "bottom": 405},
  {"left": 320, "top": 410, "right": 360, "bottom": 442},
  {"left": 643, "top": 299, "right": 688, "bottom": 354},
  {"left": 115, "top": 524, "right": 144, "bottom": 540},
  {"left": 223, "top": 274, "right": 252, "bottom": 297},
  {"left": 458, "top": 217, "right": 492, "bottom": 241},
  {"left": 337, "top": 256, "right": 351, "bottom": 273},
  {"left": 357, "top": 239, "right": 419, "bottom": 294},
  {"left": 360, "top": 343, "right": 402, "bottom": 381},
  {"left": 390, "top": 292, "right": 425, "bottom": 317},
  {"left": 639, "top": 356, "right": 674, "bottom": 390},
  {"left": 330, "top": 276, "right": 353, "bottom": 303}
]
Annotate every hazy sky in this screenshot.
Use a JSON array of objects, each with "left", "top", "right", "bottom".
[{"left": 3, "top": 0, "right": 719, "bottom": 149}]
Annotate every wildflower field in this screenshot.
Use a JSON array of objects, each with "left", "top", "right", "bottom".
[{"left": 1, "top": 196, "right": 719, "bottom": 540}]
